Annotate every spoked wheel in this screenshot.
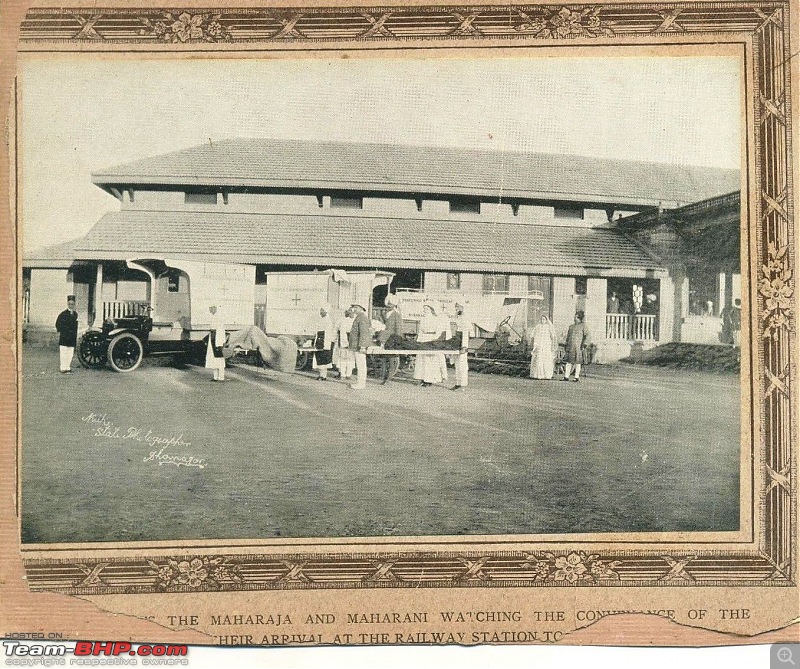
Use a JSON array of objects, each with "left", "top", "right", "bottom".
[
  {"left": 374, "top": 355, "right": 400, "bottom": 384},
  {"left": 296, "top": 350, "right": 311, "bottom": 371},
  {"left": 555, "top": 346, "right": 568, "bottom": 376},
  {"left": 107, "top": 333, "right": 144, "bottom": 373},
  {"left": 77, "top": 331, "right": 107, "bottom": 369}
]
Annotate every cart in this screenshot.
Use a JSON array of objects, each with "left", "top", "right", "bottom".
[{"left": 366, "top": 346, "right": 462, "bottom": 384}]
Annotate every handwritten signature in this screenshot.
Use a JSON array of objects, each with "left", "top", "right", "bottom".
[
  {"left": 82, "top": 412, "right": 207, "bottom": 469},
  {"left": 143, "top": 447, "right": 206, "bottom": 469}
]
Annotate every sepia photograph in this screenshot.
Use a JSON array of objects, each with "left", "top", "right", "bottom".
[
  {"left": 19, "top": 52, "right": 747, "bottom": 545},
  {"left": 3, "top": 0, "right": 798, "bottom": 654}
]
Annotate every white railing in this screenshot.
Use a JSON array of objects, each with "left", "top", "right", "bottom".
[
  {"left": 103, "top": 301, "right": 150, "bottom": 320},
  {"left": 606, "top": 314, "right": 658, "bottom": 341},
  {"left": 632, "top": 314, "right": 657, "bottom": 341},
  {"left": 606, "top": 313, "right": 630, "bottom": 340}
]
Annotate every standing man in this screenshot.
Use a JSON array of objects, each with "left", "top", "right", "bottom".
[
  {"left": 378, "top": 293, "right": 404, "bottom": 349},
  {"left": 452, "top": 301, "right": 470, "bottom": 390},
  {"left": 55, "top": 295, "right": 79, "bottom": 373},
  {"left": 313, "top": 304, "right": 336, "bottom": 381},
  {"left": 205, "top": 304, "right": 227, "bottom": 382},
  {"left": 730, "top": 298, "right": 742, "bottom": 347},
  {"left": 563, "top": 311, "right": 591, "bottom": 382},
  {"left": 378, "top": 294, "right": 404, "bottom": 382},
  {"left": 607, "top": 291, "right": 620, "bottom": 314},
  {"left": 348, "top": 303, "right": 372, "bottom": 390},
  {"left": 333, "top": 307, "right": 355, "bottom": 380}
]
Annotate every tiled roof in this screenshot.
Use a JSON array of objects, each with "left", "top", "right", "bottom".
[
  {"left": 92, "top": 139, "right": 740, "bottom": 209},
  {"left": 23, "top": 237, "right": 83, "bottom": 268},
  {"left": 76, "top": 210, "right": 663, "bottom": 275},
  {"left": 619, "top": 190, "right": 741, "bottom": 229}
]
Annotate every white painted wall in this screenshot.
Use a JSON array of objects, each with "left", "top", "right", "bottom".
[
  {"left": 658, "top": 275, "right": 675, "bottom": 343},
  {"left": 121, "top": 188, "right": 628, "bottom": 227},
  {"left": 28, "top": 269, "right": 72, "bottom": 328}
]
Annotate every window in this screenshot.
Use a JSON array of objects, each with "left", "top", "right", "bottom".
[
  {"left": 528, "top": 275, "right": 551, "bottom": 296},
  {"left": 554, "top": 205, "right": 584, "bottom": 220},
  {"left": 450, "top": 199, "right": 481, "bottom": 214},
  {"left": 167, "top": 272, "right": 180, "bottom": 293},
  {"left": 185, "top": 190, "right": 218, "bottom": 205},
  {"left": 446, "top": 272, "right": 461, "bottom": 290},
  {"left": 330, "top": 196, "right": 363, "bottom": 209},
  {"left": 483, "top": 273, "right": 509, "bottom": 294},
  {"left": 575, "top": 277, "right": 587, "bottom": 295}
]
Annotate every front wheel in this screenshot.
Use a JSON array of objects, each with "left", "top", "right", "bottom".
[
  {"left": 77, "top": 331, "right": 107, "bottom": 369},
  {"left": 107, "top": 332, "right": 144, "bottom": 373}
]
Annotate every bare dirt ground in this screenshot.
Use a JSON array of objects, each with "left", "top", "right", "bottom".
[{"left": 20, "top": 345, "right": 740, "bottom": 543}]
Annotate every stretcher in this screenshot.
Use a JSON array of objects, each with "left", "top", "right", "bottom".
[{"left": 365, "top": 346, "right": 462, "bottom": 384}]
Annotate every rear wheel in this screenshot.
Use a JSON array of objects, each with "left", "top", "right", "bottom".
[
  {"left": 108, "top": 333, "right": 144, "bottom": 373},
  {"left": 296, "top": 350, "right": 311, "bottom": 371},
  {"left": 77, "top": 331, "right": 107, "bottom": 369},
  {"left": 555, "top": 346, "right": 567, "bottom": 375}
]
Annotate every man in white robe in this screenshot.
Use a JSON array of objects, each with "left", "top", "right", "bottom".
[
  {"left": 313, "top": 304, "right": 336, "bottom": 380},
  {"left": 205, "top": 305, "right": 227, "bottom": 382}
]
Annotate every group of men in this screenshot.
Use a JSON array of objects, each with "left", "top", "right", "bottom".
[
  {"left": 312, "top": 296, "right": 470, "bottom": 390},
  {"left": 312, "top": 302, "right": 372, "bottom": 389},
  {"left": 606, "top": 291, "right": 658, "bottom": 316},
  {"left": 52, "top": 292, "right": 473, "bottom": 390}
]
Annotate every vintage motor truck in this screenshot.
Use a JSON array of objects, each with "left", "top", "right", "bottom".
[{"left": 78, "top": 257, "right": 255, "bottom": 372}]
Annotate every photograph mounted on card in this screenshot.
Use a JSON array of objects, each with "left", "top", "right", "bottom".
[{"left": 2, "top": 0, "right": 797, "bottom": 647}]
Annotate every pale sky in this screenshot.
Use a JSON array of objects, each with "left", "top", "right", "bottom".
[{"left": 20, "top": 54, "right": 741, "bottom": 252}]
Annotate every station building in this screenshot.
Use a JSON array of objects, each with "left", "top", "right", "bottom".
[{"left": 23, "top": 139, "right": 740, "bottom": 360}]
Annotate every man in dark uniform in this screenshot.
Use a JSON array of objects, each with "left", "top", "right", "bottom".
[
  {"left": 55, "top": 295, "right": 79, "bottom": 373},
  {"left": 563, "top": 310, "right": 591, "bottom": 382},
  {"left": 378, "top": 293, "right": 403, "bottom": 348},
  {"left": 348, "top": 303, "right": 372, "bottom": 390}
]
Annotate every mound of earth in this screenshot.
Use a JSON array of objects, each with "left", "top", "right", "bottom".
[{"left": 620, "top": 342, "right": 740, "bottom": 373}]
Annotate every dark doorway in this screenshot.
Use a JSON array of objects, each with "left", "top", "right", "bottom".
[{"left": 375, "top": 268, "right": 424, "bottom": 306}]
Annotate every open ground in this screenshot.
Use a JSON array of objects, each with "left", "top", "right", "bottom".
[{"left": 21, "top": 346, "right": 740, "bottom": 543}]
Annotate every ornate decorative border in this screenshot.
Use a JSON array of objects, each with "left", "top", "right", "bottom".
[
  {"left": 14, "top": 4, "right": 791, "bottom": 44},
  {"left": 22, "top": 549, "right": 790, "bottom": 593},
  {"left": 18, "top": 2, "right": 796, "bottom": 593}
]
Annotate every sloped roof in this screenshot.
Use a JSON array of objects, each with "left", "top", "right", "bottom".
[
  {"left": 92, "top": 139, "right": 740, "bottom": 209},
  {"left": 620, "top": 190, "right": 741, "bottom": 270},
  {"left": 23, "top": 237, "right": 83, "bottom": 268},
  {"left": 76, "top": 210, "right": 663, "bottom": 275},
  {"left": 619, "top": 190, "right": 740, "bottom": 229}
]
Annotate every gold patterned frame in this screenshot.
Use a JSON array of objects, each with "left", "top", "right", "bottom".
[{"left": 14, "top": 2, "right": 795, "bottom": 593}]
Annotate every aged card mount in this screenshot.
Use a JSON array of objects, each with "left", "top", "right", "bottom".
[{"left": 2, "top": 0, "right": 798, "bottom": 648}]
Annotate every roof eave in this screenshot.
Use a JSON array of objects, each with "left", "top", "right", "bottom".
[
  {"left": 72, "top": 249, "right": 664, "bottom": 276},
  {"left": 23, "top": 259, "right": 76, "bottom": 269},
  {"left": 89, "top": 174, "right": 682, "bottom": 209}
]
